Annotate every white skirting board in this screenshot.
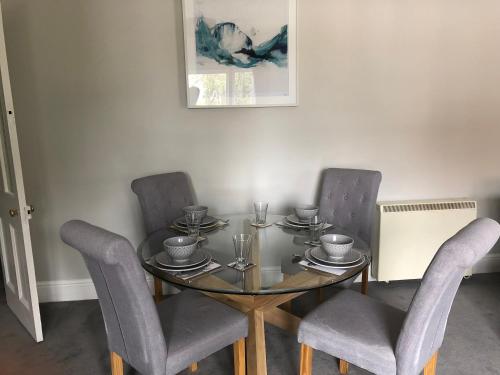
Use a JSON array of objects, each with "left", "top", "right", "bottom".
[
  {"left": 37, "top": 274, "right": 161, "bottom": 303},
  {"left": 36, "top": 254, "right": 500, "bottom": 303}
]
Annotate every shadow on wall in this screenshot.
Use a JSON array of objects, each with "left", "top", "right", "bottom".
[
  {"left": 479, "top": 198, "right": 500, "bottom": 253},
  {"left": 474, "top": 177, "right": 500, "bottom": 252}
]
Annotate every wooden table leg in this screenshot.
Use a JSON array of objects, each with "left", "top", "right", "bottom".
[
  {"left": 361, "top": 268, "right": 368, "bottom": 295},
  {"left": 264, "top": 306, "right": 301, "bottom": 334},
  {"left": 316, "top": 288, "right": 325, "bottom": 304},
  {"left": 154, "top": 277, "right": 163, "bottom": 303},
  {"left": 246, "top": 309, "right": 267, "bottom": 375},
  {"left": 280, "top": 275, "right": 292, "bottom": 312}
]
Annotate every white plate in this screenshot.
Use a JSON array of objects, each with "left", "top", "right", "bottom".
[
  {"left": 172, "top": 221, "right": 220, "bottom": 233},
  {"left": 310, "top": 247, "right": 362, "bottom": 265},
  {"left": 286, "top": 214, "right": 310, "bottom": 225},
  {"left": 281, "top": 217, "right": 309, "bottom": 229},
  {"left": 154, "top": 259, "right": 212, "bottom": 273},
  {"left": 304, "top": 248, "right": 364, "bottom": 269},
  {"left": 155, "top": 249, "right": 211, "bottom": 268},
  {"left": 174, "top": 216, "right": 218, "bottom": 228}
]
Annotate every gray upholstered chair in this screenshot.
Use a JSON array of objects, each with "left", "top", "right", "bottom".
[
  {"left": 131, "top": 172, "right": 195, "bottom": 235},
  {"left": 131, "top": 172, "right": 195, "bottom": 301},
  {"left": 298, "top": 218, "right": 500, "bottom": 375},
  {"left": 60, "top": 220, "right": 248, "bottom": 375},
  {"left": 316, "top": 168, "right": 382, "bottom": 297},
  {"left": 318, "top": 168, "right": 382, "bottom": 250}
]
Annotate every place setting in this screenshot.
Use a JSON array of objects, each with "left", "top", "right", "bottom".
[
  {"left": 148, "top": 235, "right": 223, "bottom": 281},
  {"left": 275, "top": 205, "right": 334, "bottom": 233},
  {"left": 298, "top": 233, "right": 365, "bottom": 276},
  {"left": 170, "top": 205, "right": 229, "bottom": 238}
]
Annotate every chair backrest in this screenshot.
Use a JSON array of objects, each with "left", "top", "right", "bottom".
[
  {"left": 131, "top": 172, "right": 195, "bottom": 235},
  {"left": 60, "top": 220, "right": 167, "bottom": 375},
  {"left": 395, "top": 218, "right": 500, "bottom": 374},
  {"left": 318, "top": 168, "right": 382, "bottom": 247}
]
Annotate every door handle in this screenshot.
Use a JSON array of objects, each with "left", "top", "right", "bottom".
[{"left": 9, "top": 208, "right": 18, "bottom": 217}]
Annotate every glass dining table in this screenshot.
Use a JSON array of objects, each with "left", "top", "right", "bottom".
[{"left": 138, "top": 214, "right": 370, "bottom": 375}]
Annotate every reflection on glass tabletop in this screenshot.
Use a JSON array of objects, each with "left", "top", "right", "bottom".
[{"left": 138, "top": 214, "right": 370, "bottom": 295}]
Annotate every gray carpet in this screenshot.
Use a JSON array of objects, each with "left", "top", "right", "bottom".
[{"left": 0, "top": 273, "right": 499, "bottom": 375}]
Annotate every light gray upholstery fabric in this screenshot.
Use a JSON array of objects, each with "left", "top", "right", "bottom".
[
  {"left": 60, "top": 220, "right": 248, "bottom": 375},
  {"left": 159, "top": 290, "right": 248, "bottom": 375},
  {"left": 131, "top": 172, "right": 195, "bottom": 235},
  {"left": 299, "top": 289, "right": 405, "bottom": 374},
  {"left": 318, "top": 168, "right": 382, "bottom": 248},
  {"left": 395, "top": 218, "right": 500, "bottom": 374},
  {"left": 60, "top": 220, "right": 168, "bottom": 375},
  {"left": 298, "top": 218, "right": 500, "bottom": 375}
]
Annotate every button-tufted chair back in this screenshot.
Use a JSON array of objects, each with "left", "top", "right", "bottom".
[
  {"left": 132, "top": 172, "right": 195, "bottom": 235},
  {"left": 395, "top": 218, "right": 500, "bottom": 374},
  {"left": 60, "top": 220, "right": 168, "bottom": 375},
  {"left": 318, "top": 168, "right": 382, "bottom": 247}
]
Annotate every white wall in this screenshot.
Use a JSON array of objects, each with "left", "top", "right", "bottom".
[{"left": 2, "top": 0, "right": 500, "bottom": 284}]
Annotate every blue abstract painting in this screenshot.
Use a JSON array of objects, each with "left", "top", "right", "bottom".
[
  {"left": 195, "top": 17, "right": 288, "bottom": 69},
  {"left": 183, "top": 0, "right": 297, "bottom": 107}
]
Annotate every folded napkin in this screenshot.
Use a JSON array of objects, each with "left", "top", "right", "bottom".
[
  {"left": 299, "top": 260, "right": 348, "bottom": 276},
  {"left": 226, "top": 262, "right": 256, "bottom": 271},
  {"left": 173, "top": 261, "right": 223, "bottom": 281},
  {"left": 156, "top": 261, "right": 222, "bottom": 281},
  {"left": 146, "top": 256, "right": 223, "bottom": 281},
  {"left": 275, "top": 221, "right": 334, "bottom": 231},
  {"left": 250, "top": 222, "right": 273, "bottom": 228}
]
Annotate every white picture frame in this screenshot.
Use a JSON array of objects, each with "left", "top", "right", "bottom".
[{"left": 182, "top": 0, "right": 297, "bottom": 108}]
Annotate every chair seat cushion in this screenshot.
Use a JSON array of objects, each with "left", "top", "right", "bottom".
[
  {"left": 158, "top": 290, "right": 248, "bottom": 375},
  {"left": 298, "top": 289, "right": 405, "bottom": 375}
]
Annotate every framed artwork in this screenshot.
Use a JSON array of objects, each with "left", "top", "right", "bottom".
[{"left": 182, "top": 0, "right": 297, "bottom": 108}]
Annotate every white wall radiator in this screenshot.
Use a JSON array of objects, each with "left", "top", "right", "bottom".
[{"left": 372, "top": 199, "right": 477, "bottom": 282}]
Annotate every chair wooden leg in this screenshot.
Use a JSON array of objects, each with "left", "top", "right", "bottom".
[
  {"left": 339, "top": 359, "right": 349, "bottom": 374},
  {"left": 233, "top": 338, "right": 246, "bottom": 375},
  {"left": 361, "top": 268, "right": 368, "bottom": 295},
  {"left": 423, "top": 352, "right": 439, "bottom": 375},
  {"left": 299, "top": 344, "right": 313, "bottom": 375},
  {"left": 154, "top": 277, "right": 163, "bottom": 303},
  {"left": 110, "top": 352, "right": 123, "bottom": 375},
  {"left": 188, "top": 362, "right": 198, "bottom": 372}
]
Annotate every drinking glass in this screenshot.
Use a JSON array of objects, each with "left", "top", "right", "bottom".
[
  {"left": 309, "top": 215, "right": 325, "bottom": 243},
  {"left": 254, "top": 201, "right": 269, "bottom": 224},
  {"left": 185, "top": 212, "right": 201, "bottom": 240},
  {"left": 233, "top": 234, "right": 253, "bottom": 270}
]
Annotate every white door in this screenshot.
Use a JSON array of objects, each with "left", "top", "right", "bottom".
[{"left": 0, "top": 3, "right": 43, "bottom": 342}]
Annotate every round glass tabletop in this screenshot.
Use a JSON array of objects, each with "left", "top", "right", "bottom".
[{"left": 138, "top": 214, "right": 370, "bottom": 295}]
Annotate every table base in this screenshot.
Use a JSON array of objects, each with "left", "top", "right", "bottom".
[
  {"left": 202, "top": 267, "right": 369, "bottom": 375},
  {"left": 203, "top": 290, "right": 303, "bottom": 375}
]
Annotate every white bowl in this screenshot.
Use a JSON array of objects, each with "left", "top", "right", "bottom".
[
  {"left": 163, "top": 236, "right": 197, "bottom": 261},
  {"left": 294, "top": 205, "right": 319, "bottom": 222},
  {"left": 320, "top": 234, "right": 354, "bottom": 258},
  {"left": 183, "top": 205, "right": 208, "bottom": 220}
]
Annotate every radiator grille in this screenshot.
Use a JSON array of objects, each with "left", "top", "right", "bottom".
[{"left": 382, "top": 201, "right": 476, "bottom": 213}]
